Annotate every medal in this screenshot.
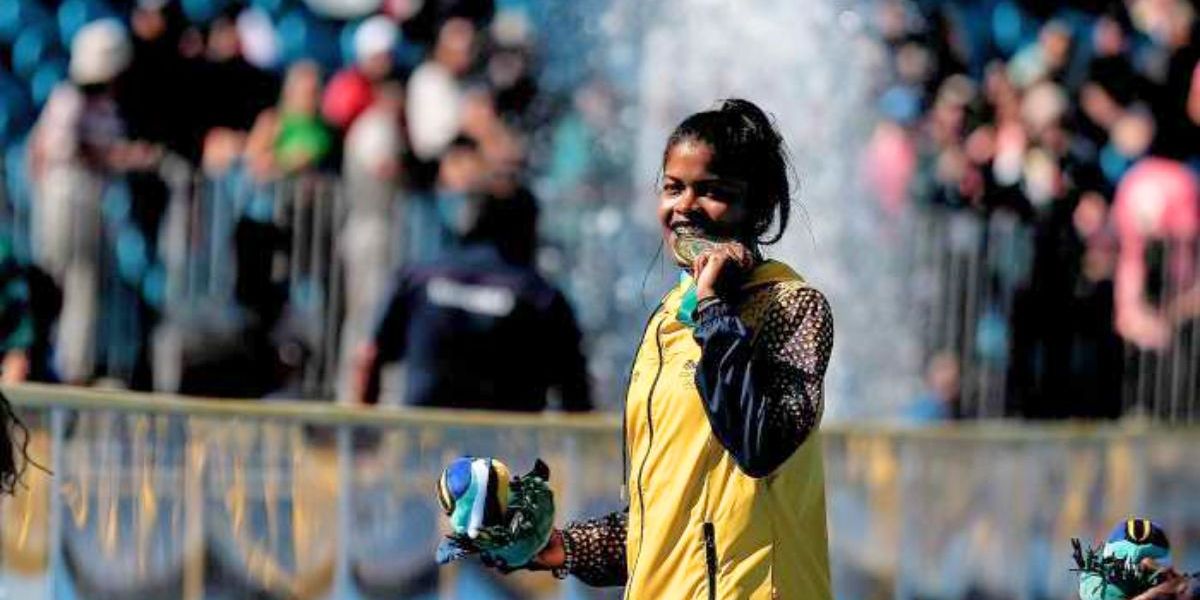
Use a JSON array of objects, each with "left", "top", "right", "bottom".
[{"left": 671, "top": 231, "right": 723, "bottom": 265}]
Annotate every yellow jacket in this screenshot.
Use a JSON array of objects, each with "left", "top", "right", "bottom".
[{"left": 622, "top": 260, "right": 832, "bottom": 600}]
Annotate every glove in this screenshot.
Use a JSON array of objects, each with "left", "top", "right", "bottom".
[
  {"left": 435, "top": 457, "right": 555, "bottom": 569},
  {"left": 1075, "top": 519, "right": 1175, "bottom": 600}
]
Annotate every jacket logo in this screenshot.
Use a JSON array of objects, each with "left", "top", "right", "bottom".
[{"left": 681, "top": 360, "right": 697, "bottom": 387}]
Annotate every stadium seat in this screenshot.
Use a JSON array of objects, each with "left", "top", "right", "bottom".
[
  {"left": 276, "top": 8, "right": 341, "bottom": 69},
  {"left": 0, "top": 74, "right": 33, "bottom": 144},
  {"left": 182, "top": 0, "right": 232, "bottom": 25},
  {"left": 12, "top": 26, "right": 62, "bottom": 80},
  {"left": 0, "top": 0, "right": 51, "bottom": 45}
]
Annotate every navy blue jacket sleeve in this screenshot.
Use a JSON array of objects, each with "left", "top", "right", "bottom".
[{"left": 691, "top": 286, "right": 833, "bottom": 478}]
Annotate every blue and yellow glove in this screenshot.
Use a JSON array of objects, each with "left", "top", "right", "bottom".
[
  {"left": 1074, "top": 518, "right": 1172, "bottom": 600},
  {"left": 435, "top": 457, "right": 555, "bottom": 569}
]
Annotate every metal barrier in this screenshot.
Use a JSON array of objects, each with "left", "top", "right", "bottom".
[
  {"left": 1120, "top": 238, "right": 1200, "bottom": 422},
  {"left": 158, "top": 168, "right": 357, "bottom": 399},
  {"left": 7, "top": 156, "right": 1200, "bottom": 418},
  {"left": 1, "top": 384, "right": 1199, "bottom": 600},
  {"left": 910, "top": 206, "right": 1200, "bottom": 422},
  {"left": 909, "top": 208, "right": 1033, "bottom": 417}
]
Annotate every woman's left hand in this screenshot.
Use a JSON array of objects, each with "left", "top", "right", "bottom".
[{"left": 693, "top": 242, "right": 755, "bottom": 301}]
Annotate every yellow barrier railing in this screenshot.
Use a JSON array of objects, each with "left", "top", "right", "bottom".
[{"left": 1, "top": 383, "right": 1199, "bottom": 600}]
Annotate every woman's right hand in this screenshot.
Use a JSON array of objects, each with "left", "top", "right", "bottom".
[{"left": 532, "top": 529, "right": 566, "bottom": 569}]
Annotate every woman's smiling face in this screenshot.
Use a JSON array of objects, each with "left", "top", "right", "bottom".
[{"left": 658, "top": 139, "right": 750, "bottom": 265}]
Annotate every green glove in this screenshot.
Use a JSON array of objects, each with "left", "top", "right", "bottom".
[{"left": 435, "top": 458, "right": 555, "bottom": 568}]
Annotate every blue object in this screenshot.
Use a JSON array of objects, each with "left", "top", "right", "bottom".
[
  {"left": 443, "top": 458, "right": 474, "bottom": 501},
  {"left": 57, "top": 0, "right": 116, "bottom": 48},
  {"left": 975, "top": 309, "right": 1009, "bottom": 365},
  {"left": 276, "top": 8, "right": 340, "bottom": 68},
  {"left": 5, "top": 139, "right": 31, "bottom": 213},
  {"left": 878, "top": 85, "right": 922, "bottom": 126},
  {"left": 0, "top": 75, "right": 34, "bottom": 143},
  {"left": 12, "top": 26, "right": 60, "bottom": 80},
  {"left": 0, "top": 0, "right": 51, "bottom": 45},
  {"left": 1078, "top": 519, "right": 1173, "bottom": 600},
  {"left": 1100, "top": 143, "right": 1137, "bottom": 185},
  {"left": 182, "top": 0, "right": 232, "bottom": 25},
  {"left": 991, "top": 0, "right": 1032, "bottom": 57},
  {"left": 338, "top": 20, "right": 360, "bottom": 66},
  {"left": 1104, "top": 519, "right": 1170, "bottom": 564},
  {"left": 249, "top": 0, "right": 288, "bottom": 17},
  {"left": 29, "top": 60, "right": 67, "bottom": 107}
]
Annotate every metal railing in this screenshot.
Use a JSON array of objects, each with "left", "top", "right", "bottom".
[
  {"left": 1, "top": 384, "right": 1198, "bottom": 600},
  {"left": 910, "top": 208, "right": 1032, "bottom": 418},
  {"left": 159, "top": 167, "right": 356, "bottom": 399},
  {"left": 7, "top": 154, "right": 1200, "bottom": 419},
  {"left": 911, "top": 206, "right": 1200, "bottom": 421}
]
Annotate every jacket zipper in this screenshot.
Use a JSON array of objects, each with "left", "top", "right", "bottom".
[
  {"left": 625, "top": 314, "right": 666, "bottom": 599},
  {"left": 704, "top": 522, "right": 719, "bottom": 600},
  {"left": 621, "top": 300, "right": 665, "bottom": 503}
]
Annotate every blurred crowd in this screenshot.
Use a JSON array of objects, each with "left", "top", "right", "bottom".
[
  {"left": 868, "top": 0, "right": 1200, "bottom": 419},
  {"left": 0, "top": 0, "right": 631, "bottom": 409},
  {"left": 4, "top": 0, "right": 1199, "bottom": 420}
]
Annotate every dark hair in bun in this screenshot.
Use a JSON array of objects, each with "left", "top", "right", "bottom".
[{"left": 664, "top": 98, "right": 794, "bottom": 245}]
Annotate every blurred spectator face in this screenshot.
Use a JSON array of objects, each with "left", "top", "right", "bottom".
[
  {"left": 984, "top": 62, "right": 1021, "bottom": 123},
  {"left": 1131, "top": 0, "right": 1178, "bottom": 44},
  {"left": 576, "top": 80, "right": 616, "bottom": 129},
  {"left": 1021, "top": 82, "right": 1068, "bottom": 138},
  {"left": 179, "top": 27, "right": 205, "bottom": 59},
  {"left": 132, "top": 6, "right": 167, "bottom": 42},
  {"left": 1039, "top": 22, "right": 1072, "bottom": 72},
  {"left": 1022, "top": 148, "right": 1063, "bottom": 206},
  {"left": 355, "top": 16, "right": 398, "bottom": 81},
  {"left": 383, "top": 0, "right": 423, "bottom": 22},
  {"left": 282, "top": 61, "right": 322, "bottom": 115},
  {"left": 1111, "top": 110, "right": 1155, "bottom": 159},
  {"left": 876, "top": 0, "right": 909, "bottom": 44},
  {"left": 929, "top": 77, "right": 974, "bottom": 144},
  {"left": 938, "top": 74, "right": 977, "bottom": 108},
  {"left": 488, "top": 49, "right": 528, "bottom": 93},
  {"left": 1092, "top": 16, "right": 1126, "bottom": 58},
  {"left": 1075, "top": 191, "right": 1109, "bottom": 239},
  {"left": 436, "top": 18, "right": 476, "bottom": 77},
  {"left": 1166, "top": 1, "right": 1195, "bottom": 48},
  {"left": 491, "top": 11, "right": 532, "bottom": 49},
  {"left": 1081, "top": 83, "right": 1123, "bottom": 130},
  {"left": 461, "top": 89, "right": 497, "bottom": 137},
  {"left": 865, "top": 121, "right": 917, "bottom": 215},
  {"left": 993, "top": 121, "right": 1027, "bottom": 175},
  {"left": 439, "top": 142, "right": 486, "bottom": 192},
  {"left": 207, "top": 17, "right": 241, "bottom": 62},
  {"left": 926, "top": 352, "right": 960, "bottom": 404},
  {"left": 965, "top": 125, "right": 996, "bottom": 166},
  {"left": 361, "top": 53, "right": 393, "bottom": 81},
  {"left": 374, "top": 81, "right": 404, "bottom": 114},
  {"left": 896, "top": 42, "right": 932, "bottom": 86}
]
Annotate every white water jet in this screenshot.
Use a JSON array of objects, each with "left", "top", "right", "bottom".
[{"left": 619, "top": 0, "right": 922, "bottom": 417}]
